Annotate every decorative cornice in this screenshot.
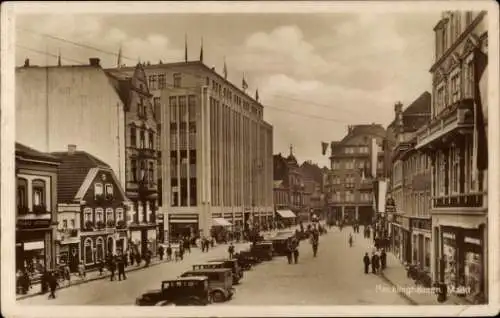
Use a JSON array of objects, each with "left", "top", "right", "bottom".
[{"left": 430, "top": 11, "right": 487, "bottom": 73}]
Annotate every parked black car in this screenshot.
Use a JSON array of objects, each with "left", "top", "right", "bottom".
[{"left": 135, "top": 277, "right": 210, "bottom": 306}]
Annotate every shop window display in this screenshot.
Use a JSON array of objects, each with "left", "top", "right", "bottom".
[
  {"left": 24, "top": 250, "right": 45, "bottom": 277},
  {"left": 465, "top": 250, "right": 481, "bottom": 297},
  {"left": 443, "top": 237, "right": 457, "bottom": 288}
]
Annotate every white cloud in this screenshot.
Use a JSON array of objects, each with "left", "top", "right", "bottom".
[{"left": 16, "top": 15, "right": 180, "bottom": 68}]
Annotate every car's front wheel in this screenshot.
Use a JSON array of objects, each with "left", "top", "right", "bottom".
[{"left": 211, "top": 290, "right": 226, "bottom": 303}]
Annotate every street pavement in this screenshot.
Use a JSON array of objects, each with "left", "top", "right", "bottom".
[
  {"left": 17, "top": 242, "right": 250, "bottom": 306},
  {"left": 17, "top": 228, "right": 414, "bottom": 306},
  {"left": 217, "top": 227, "right": 410, "bottom": 306}
]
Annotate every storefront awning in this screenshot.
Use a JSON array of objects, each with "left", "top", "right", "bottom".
[
  {"left": 169, "top": 219, "right": 199, "bottom": 224},
  {"left": 212, "top": 218, "right": 232, "bottom": 227},
  {"left": 24, "top": 241, "right": 45, "bottom": 251},
  {"left": 276, "top": 209, "right": 296, "bottom": 218}
]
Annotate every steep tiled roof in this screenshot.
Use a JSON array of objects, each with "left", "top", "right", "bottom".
[
  {"left": 50, "top": 151, "right": 111, "bottom": 203},
  {"left": 106, "top": 71, "right": 132, "bottom": 108},
  {"left": 15, "top": 142, "right": 60, "bottom": 163},
  {"left": 402, "top": 92, "right": 431, "bottom": 132}
]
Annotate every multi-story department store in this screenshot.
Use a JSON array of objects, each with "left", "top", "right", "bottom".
[{"left": 113, "top": 61, "right": 274, "bottom": 239}]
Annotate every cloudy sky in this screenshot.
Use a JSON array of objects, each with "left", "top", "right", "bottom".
[{"left": 15, "top": 11, "right": 440, "bottom": 167}]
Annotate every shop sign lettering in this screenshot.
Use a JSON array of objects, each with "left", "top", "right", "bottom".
[{"left": 17, "top": 219, "right": 51, "bottom": 228}]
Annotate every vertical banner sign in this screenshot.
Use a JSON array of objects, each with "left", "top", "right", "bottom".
[
  {"left": 370, "top": 138, "right": 378, "bottom": 178},
  {"left": 377, "top": 180, "right": 387, "bottom": 214}
]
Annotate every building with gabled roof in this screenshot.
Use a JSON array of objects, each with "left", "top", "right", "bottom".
[{"left": 51, "top": 145, "right": 130, "bottom": 271}]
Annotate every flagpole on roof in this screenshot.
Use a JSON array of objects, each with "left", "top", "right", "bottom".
[
  {"left": 117, "top": 44, "right": 123, "bottom": 68},
  {"left": 184, "top": 33, "right": 188, "bottom": 62},
  {"left": 199, "top": 36, "right": 204, "bottom": 63},
  {"left": 223, "top": 56, "right": 228, "bottom": 79}
]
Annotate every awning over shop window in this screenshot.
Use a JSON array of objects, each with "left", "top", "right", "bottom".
[
  {"left": 212, "top": 218, "right": 232, "bottom": 227},
  {"left": 276, "top": 209, "right": 296, "bottom": 218},
  {"left": 24, "top": 241, "right": 45, "bottom": 251},
  {"left": 169, "top": 219, "right": 199, "bottom": 224}
]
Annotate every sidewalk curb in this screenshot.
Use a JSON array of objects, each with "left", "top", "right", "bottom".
[
  {"left": 16, "top": 243, "right": 233, "bottom": 301},
  {"left": 379, "top": 272, "right": 419, "bottom": 305}
]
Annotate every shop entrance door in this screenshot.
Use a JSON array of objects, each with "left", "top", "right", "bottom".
[
  {"left": 69, "top": 244, "right": 79, "bottom": 272},
  {"left": 141, "top": 230, "right": 148, "bottom": 256}
]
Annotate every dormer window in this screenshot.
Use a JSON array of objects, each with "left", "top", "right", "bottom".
[
  {"left": 94, "top": 183, "right": 104, "bottom": 199},
  {"left": 105, "top": 184, "right": 114, "bottom": 199}
]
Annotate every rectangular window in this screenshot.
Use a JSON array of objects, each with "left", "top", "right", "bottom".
[
  {"left": 131, "top": 159, "right": 137, "bottom": 182},
  {"left": 158, "top": 74, "right": 166, "bottom": 89},
  {"left": 140, "top": 130, "right": 145, "bottom": 149},
  {"left": 149, "top": 162, "right": 154, "bottom": 184},
  {"left": 188, "top": 95, "right": 196, "bottom": 122},
  {"left": 32, "top": 180, "right": 46, "bottom": 207},
  {"left": 63, "top": 219, "right": 68, "bottom": 229},
  {"left": 179, "top": 96, "right": 187, "bottom": 122},
  {"left": 130, "top": 127, "right": 136, "bottom": 147},
  {"left": 450, "top": 71, "right": 461, "bottom": 103},
  {"left": 148, "top": 75, "right": 157, "bottom": 90},
  {"left": 170, "top": 97, "right": 177, "bottom": 123},
  {"left": 149, "top": 131, "right": 154, "bottom": 149},
  {"left": 105, "top": 184, "right": 114, "bottom": 196},
  {"left": 465, "top": 59, "right": 474, "bottom": 98},
  {"left": 465, "top": 12, "right": 473, "bottom": 25},
  {"left": 17, "top": 179, "right": 28, "bottom": 210},
  {"left": 137, "top": 97, "right": 144, "bottom": 117},
  {"left": 70, "top": 219, "right": 75, "bottom": 229},
  {"left": 173, "top": 73, "right": 182, "bottom": 88},
  {"left": 94, "top": 183, "right": 103, "bottom": 198}
]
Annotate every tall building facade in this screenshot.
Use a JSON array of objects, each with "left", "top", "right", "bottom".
[
  {"left": 388, "top": 92, "right": 432, "bottom": 273},
  {"left": 107, "top": 64, "right": 160, "bottom": 254},
  {"left": 415, "top": 11, "right": 488, "bottom": 303},
  {"left": 112, "top": 61, "right": 274, "bottom": 239},
  {"left": 326, "top": 124, "right": 386, "bottom": 224}
]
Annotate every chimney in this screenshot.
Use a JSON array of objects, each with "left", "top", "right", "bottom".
[
  {"left": 24, "top": 58, "right": 30, "bottom": 67},
  {"left": 68, "top": 144, "right": 77, "bottom": 154},
  {"left": 89, "top": 58, "right": 100, "bottom": 67}
]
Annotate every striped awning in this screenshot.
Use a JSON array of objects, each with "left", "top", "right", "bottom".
[
  {"left": 212, "top": 218, "right": 232, "bottom": 227},
  {"left": 276, "top": 209, "right": 296, "bottom": 218}
]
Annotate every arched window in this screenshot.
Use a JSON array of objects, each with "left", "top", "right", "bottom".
[
  {"left": 107, "top": 237, "right": 114, "bottom": 255},
  {"left": 96, "top": 237, "right": 104, "bottom": 262},
  {"left": 84, "top": 238, "right": 94, "bottom": 264},
  {"left": 116, "top": 208, "right": 124, "bottom": 221},
  {"left": 95, "top": 208, "right": 104, "bottom": 222},
  {"left": 32, "top": 179, "right": 46, "bottom": 207},
  {"left": 105, "top": 208, "right": 114, "bottom": 224}
]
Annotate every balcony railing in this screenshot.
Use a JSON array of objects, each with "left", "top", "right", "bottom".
[{"left": 433, "top": 193, "right": 484, "bottom": 208}]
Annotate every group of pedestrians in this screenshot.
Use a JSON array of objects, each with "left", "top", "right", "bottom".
[
  {"left": 105, "top": 252, "right": 128, "bottom": 281},
  {"left": 363, "top": 249, "right": 387, "bottom": 274},
  {"left": 352, "top": 223, "right": 361, "bottom": 233},
  {"left": 363, "top": 225, "right": 372, "bottom": 239},
  {"left": 201, "top": 236, "right": 215, "bottom": 253}
]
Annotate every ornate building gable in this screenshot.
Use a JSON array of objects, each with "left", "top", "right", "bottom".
[{"left": 461, "top": 34, "right": 480, "bottom": 58}]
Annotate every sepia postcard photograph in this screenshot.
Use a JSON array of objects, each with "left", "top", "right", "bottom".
[{"left": 1, "top": 1, "right": 499, "bottom": 317}]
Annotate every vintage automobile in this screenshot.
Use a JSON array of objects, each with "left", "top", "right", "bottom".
[
  {"left": 233, "top": 251, "right": 257, "bottom": 270},
  {"left": 250, "top": 241, "right": 274, "bottom": 261},
  {"left": 269, "top": 233, "right": 294, "bottom": 256},
  {"left": 135, "top": 276, "right": 210, "bottom": 306},
  {"left": 192, "top": 262, "right": 225, "bottom": 271},
  {"left": 181, "top": 268, "right": 234, "bottom": 303},
  {"left": 208, "top": 258, "right": 243, "bottom": 284}
]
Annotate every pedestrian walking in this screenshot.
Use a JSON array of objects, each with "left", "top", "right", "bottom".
[
  {"left": 129, "top": 251, "right": 135, "bottom": 266},
  {"left": 286, "top": 238, "right": 294, "bottom": 264},
  {"left": 380, "top": 249, "right": 387, "bottom": 270},
  {"left": 135, "top": 252, "right": 142, "bottom": 266},
  {"left": 158, "top": 245, "right": 164, "bottom": 261},
  {"left": 292, "top": 237, "right": 300, "bottom": 264},
  {"left": 166, "top": 244, "right": 172, "bottom": 261},
  {"left": 228, "top": 243, "right": 235, "bottom": 259},
  {"left": 311, "top": 229, "right": 319, "bottom": 257},
  {"left": 349, "top": 233, "right": 353, "bottom": 247},
  {"left": 48, "top": 271, "right": 59, "bottom": 299},
  {"left": 78, "top": 262, "right": 86, "bottom": 279},
  {"left": 117, "top": 254, "right": 127, "bottom": 281},
  {"left": 371, "top": 252, "right": 378, "bottom": 274},
  {"left": 363, "top": 253, "right": 371, "bottom": 274},
  {"left": 179, "top": 245, "right": 185, "bottom": 261},
  {"left": 108, "top": 256, "right": 116, "bottom": 281},
  {"left": 98, "top": 259, "right": 104, "bottom": 276}
]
